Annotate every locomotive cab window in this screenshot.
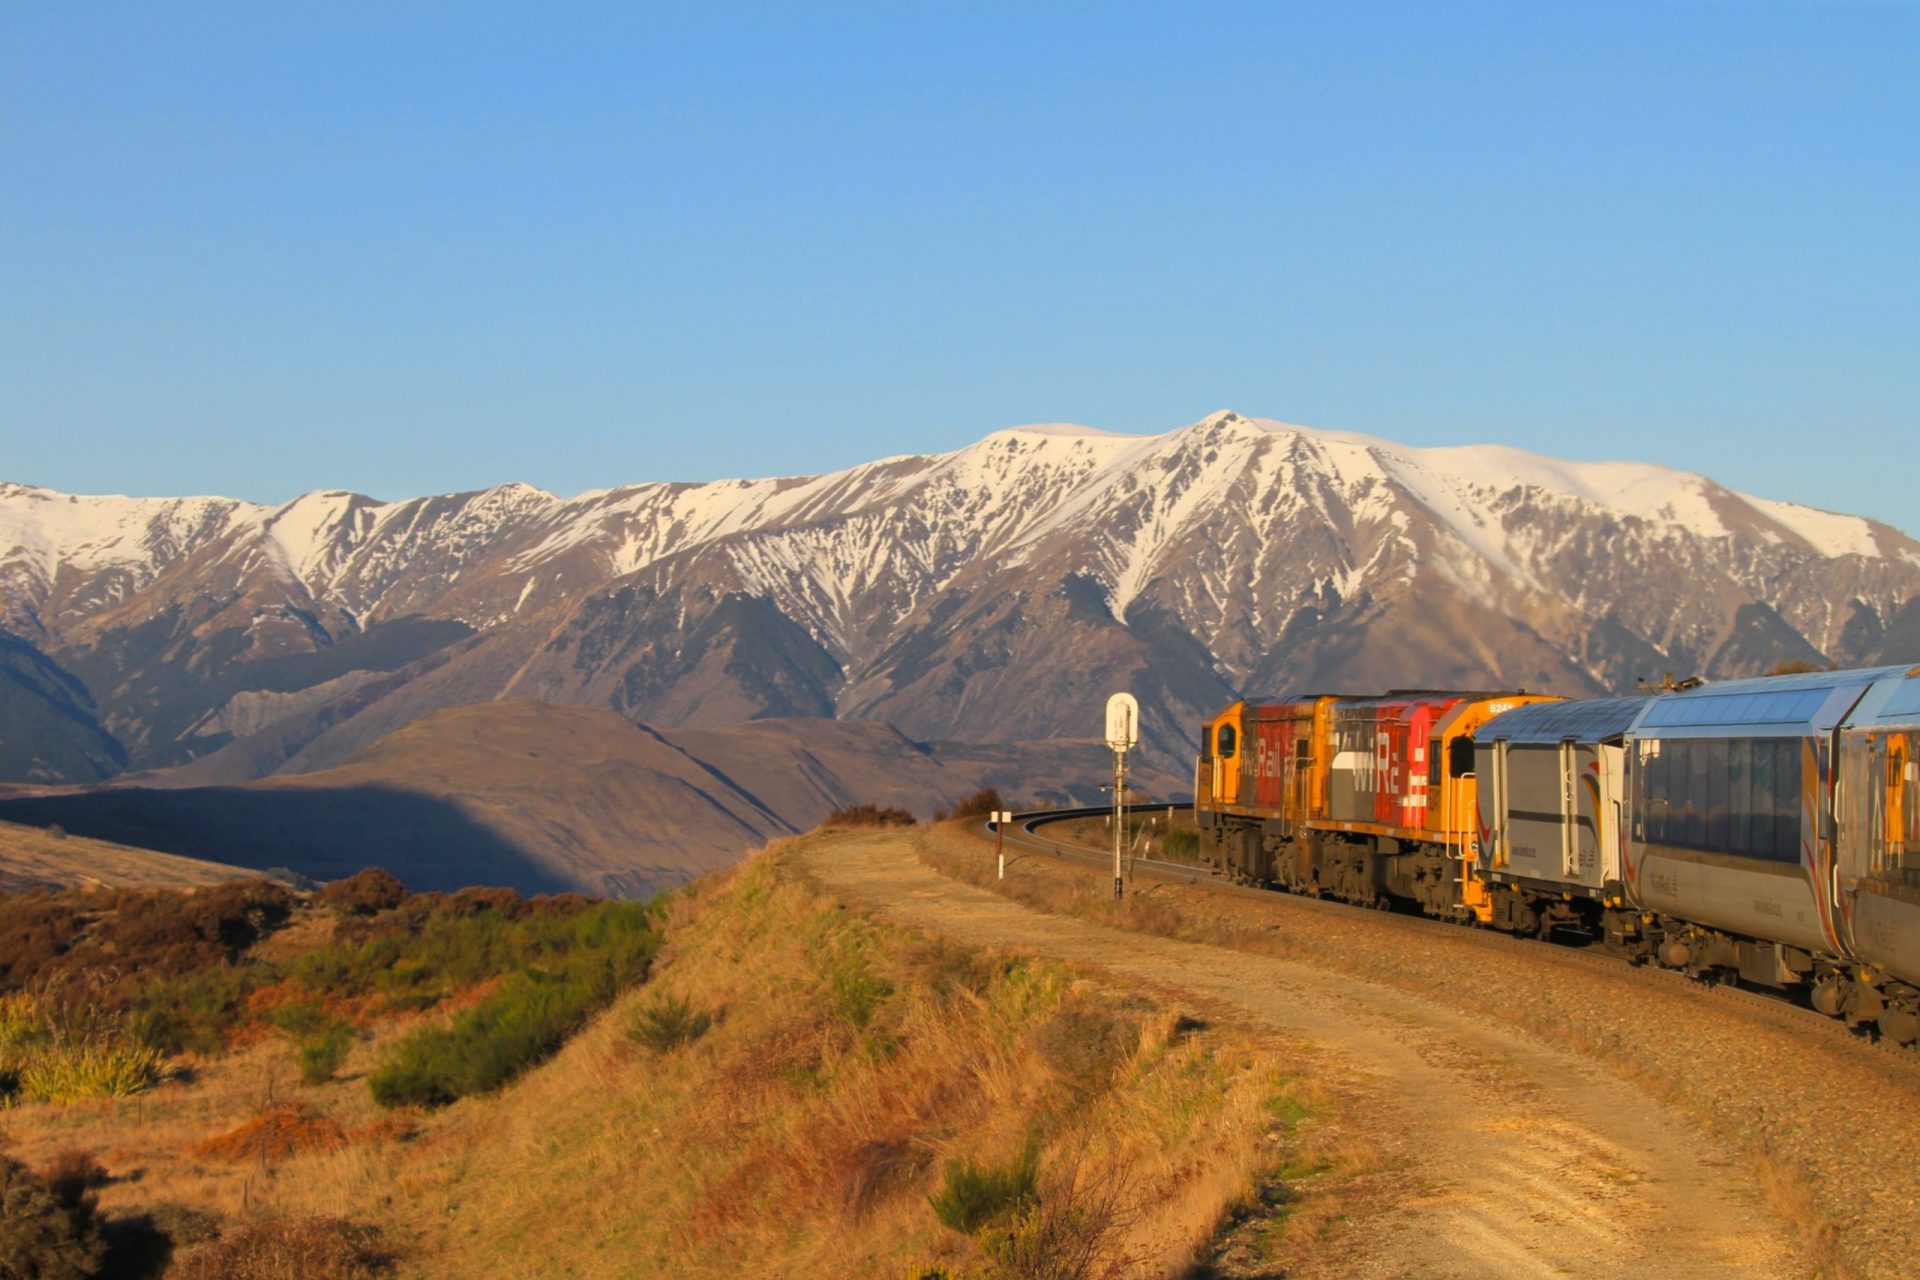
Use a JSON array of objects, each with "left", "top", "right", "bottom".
[
  {"left": 1448, "top": 736, "right": 1476, "bottom": 779},
  {"left": 1216, "top": 724, "right": 1237, "bottom": 758}
]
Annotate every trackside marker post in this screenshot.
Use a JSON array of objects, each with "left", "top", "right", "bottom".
[{"left": 994, "top": 810, "right": 1011, "bottom": 879}]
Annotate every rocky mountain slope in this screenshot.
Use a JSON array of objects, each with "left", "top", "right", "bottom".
[{"left": 3, "top": 411, "right": 1916, "bottom": 786}]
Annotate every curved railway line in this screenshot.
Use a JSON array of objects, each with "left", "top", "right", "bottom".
[{"left": 987, "top": 806, "right": 1920, "bottom": 1071}]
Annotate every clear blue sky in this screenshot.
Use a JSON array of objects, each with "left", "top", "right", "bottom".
[{"left": 3, "top": 2, "right": 1915, "bottom": 531}]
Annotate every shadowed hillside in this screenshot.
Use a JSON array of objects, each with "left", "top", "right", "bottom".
[{"left": 0, "top": 702, "right": 789, "bottom": 896}]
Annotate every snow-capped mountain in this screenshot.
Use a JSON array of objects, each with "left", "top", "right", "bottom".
[{"left": 3, "top": 410, "right": 1916, "bottom": 784}]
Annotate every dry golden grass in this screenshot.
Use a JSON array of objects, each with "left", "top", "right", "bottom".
[
  {"left": 0, "top": 1003, "right": 425, "bottom": 1228},
  {"left": 297, "top": 837, "right": 1319, "bottom": 1277},
  {"left": 0, "top": 817, "right": 251, "bottom": 892}
]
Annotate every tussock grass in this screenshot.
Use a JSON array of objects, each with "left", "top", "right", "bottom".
[
  {"left": 626, "top": 993, "right": 714, "bottom": 1053},
  {"left": 0, "top": 994, "right": 167, "bottom": 1106},
  {"left": 930, "top": 1134, "right": 1040, "bottom": 1235}
]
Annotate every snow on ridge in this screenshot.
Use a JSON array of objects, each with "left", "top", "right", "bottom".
[
  {"left": 263, "top": 490, "right": 379, "bottom": 584},
  {"left": 1739, "top": 496, "right": 1880, "bottom": 559},
  {"left": 0, "top": 484, "right": 259, "bottom": 575},
  {"left": 4, "top": 407, "right": 1900, "bottom": 619},
  {"left": 988, "top": 422, "right": 1131, "bottom": 440}
]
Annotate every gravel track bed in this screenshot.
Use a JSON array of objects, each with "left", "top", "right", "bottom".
[{"left": 969, "top": 822, "right": 1920, "bottom": 1277}]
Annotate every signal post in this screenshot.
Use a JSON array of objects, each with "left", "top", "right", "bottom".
[{"left": 1105, "top": 692, "right": 1139, "bottom": 900}]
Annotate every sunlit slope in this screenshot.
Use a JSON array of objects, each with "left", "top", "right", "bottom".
[{"left": 0, "top": 818, "right": 252, "bottom": 892}]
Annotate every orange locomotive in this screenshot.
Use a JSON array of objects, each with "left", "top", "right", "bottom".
[{"left": 1195, "top": 690, "right": 1557, "bottom": 920}]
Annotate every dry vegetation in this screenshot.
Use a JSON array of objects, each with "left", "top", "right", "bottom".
[
  {"left": 0, "top": 838, "right": 1332, "bottom": 1278},
  {"left": 0, "top": 872, "right": 657, "bottom": 1277}
]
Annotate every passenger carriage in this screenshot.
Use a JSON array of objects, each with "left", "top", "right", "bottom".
[{"left": 1832, "top": 665, "right": 1920, "bottom": 1043}]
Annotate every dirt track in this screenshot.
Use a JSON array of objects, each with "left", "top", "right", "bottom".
[{"left": 800, "top": 828, "right": 1804, "bottom": 1279}]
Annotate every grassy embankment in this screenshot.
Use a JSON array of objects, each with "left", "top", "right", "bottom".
[
  {"left": 916, "top": 821, "right": 1861, "bottom": 1278},
  {"left": 1, "top": 834, "right": 1335, "bottom": 1278}
]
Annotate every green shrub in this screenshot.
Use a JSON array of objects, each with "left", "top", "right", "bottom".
[
  {"left": 828, "top": 952, "right": 893, "bottom": 1029},
  {"left": 626, "top": 994, "right": 712, "bottom": 1053},
  {"left": 295, "top": 1021, "right": 354, "bottom": 1086},
  {"left": 367, "top": 905, "right": 660, "bottom": 1109},
  {"left": 369, "top": 970, "right": 590, "bottom": 1107},
  {"left": 929, "top": 1136, "right": 1039, "bottom": 1237},
  {"left": 127, "top": 964, "right": 269, "bottom": 1056},
  {"left": 1163, "top": 827, "right": 1199, "bottom": 857}
]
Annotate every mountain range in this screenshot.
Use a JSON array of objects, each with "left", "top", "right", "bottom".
[{"left": 4, "top": 410, "right": 1917, "bottom": 799}]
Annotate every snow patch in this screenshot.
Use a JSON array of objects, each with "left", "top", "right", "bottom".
[{"left": 1739, "top": 497, "right": 1880, "bottom": 559}]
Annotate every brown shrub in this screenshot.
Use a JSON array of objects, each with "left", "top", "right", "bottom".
[
  {"left": 169, "top": 1215, "right": 394, "bottom": 1280},
  {"left": 0, "top": 880, "right": 296, "bottom": 1030},
  {"left": 440, "top": 886, "right": 528, "bottom": 920},
  {"left": 189, "top": 1105, "right": 347, "bottom": 1164},
  {"left": 0, "top": 1152, "right": 105, "bottom": 1280},
  {"left": 1035, "top": 1002, "right": 1144, "bottom": 1099},
  {"left": 525, "top": 892, "right": 595, "bottom": 918},
  {"left": 36, "top": 1149, "right": 109, "bottom": 1206},
  {"left": 938, "top": 787, "right": 1004, "bottom": 823},
  {"left": 318, "top": 869, "right": 407, "bottom": 918},
  {"left": 836, "top": 1136, "right": 928, "bottom": 1220},
  {"left": 822, "top": 803, "right": 917, "bottom": 829},
  {"left": 0, "top": 893, "right": 89, "bottom": 988},
  {"left": 347, "top": 1114, "right": 418, "bottom": 1146}
]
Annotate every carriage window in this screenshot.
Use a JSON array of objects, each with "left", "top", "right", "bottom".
[
  {"left": 1727, "top": 739, "right": 1753, "bottom": 855},
  {"left": 1772, "top": 740, "right": 1802, "bottom": 860},
  {"left": 1636, "top": 736, "right": 1802, "bottom": 863},
  {"left": 1216, "top": 724, "right": 1237, "bottom": 758}
]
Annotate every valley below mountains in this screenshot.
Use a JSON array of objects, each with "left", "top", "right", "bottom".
[{"left": 3, "top": 410, "right": 1917, "bottom": 893}]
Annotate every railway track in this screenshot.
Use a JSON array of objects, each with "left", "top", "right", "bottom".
[{"left": 984, "top": 806, "right": 1920, "bottom": 1071}]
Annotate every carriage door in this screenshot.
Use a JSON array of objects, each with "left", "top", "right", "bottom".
[
  {"left": 1570, "top": 741, "right": 1602, "bottom": 886},
  {"left": 1556, "top": 740, "right": 1576, "bottom": 878}
]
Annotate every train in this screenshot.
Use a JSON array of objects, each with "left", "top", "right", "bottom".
[{"left": 1192, "top": 664, "right": 1920, "bottom": 1047}]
